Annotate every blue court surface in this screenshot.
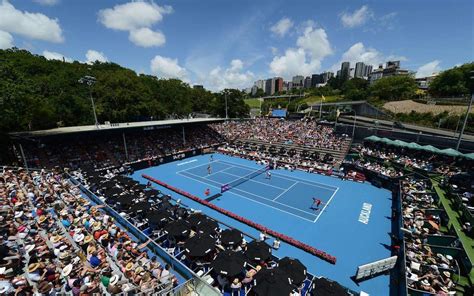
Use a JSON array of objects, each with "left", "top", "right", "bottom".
[{"left": 133, "top": 153, "right": 392, "bottom": 295}]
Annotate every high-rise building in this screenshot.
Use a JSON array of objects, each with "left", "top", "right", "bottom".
[
  {"left": 354, "top": 62, "right": 365, "bottom": 78},
  {"left": 349, "top": 68, "right": 355, "bottom": 78},
  {"left": 369, "top": 64, "right": 384, "bottom": 84},
  {"left": 311, "top": 74, "right": 323, "bottom": 87},
  {"left": 363, "top": 65, "right": 373, "bottom": 77},
  {"left": 383, "top": 60, "right": 409, "bottom": 77},
  {"left": 274, "top": 77, "right": 284, "bottom": 93},
  {"left": 340, "top": 62, "right": 350, "bottom": 81},
  {"left": 336, "top": 70, "right": 341, "bottom": 78},
  {"left": 254, "top": 80, "right": 265, "bottom": 90},
  {"left": 304, "top": 76, "right": 312, "bottom": 89},
  {"left": 265, "top": 78, "right": 275, "bottom": 95},
  {"left": 292, "top": 75, "right": 304, "bottom": 89},
  {"left": 322, "top": 71, "right": 334, "bottom": 83},
  {"left": 251, "top": 85, "right": 258, "bottom": 96}
]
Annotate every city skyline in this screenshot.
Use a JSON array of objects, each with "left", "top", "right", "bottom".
[{"left": 0, "top": 0, "right": 472, "bottom": 91}]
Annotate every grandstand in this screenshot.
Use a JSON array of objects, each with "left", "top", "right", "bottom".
[{"left": 3, "top": 116, "right": 473, "bottom": 296}]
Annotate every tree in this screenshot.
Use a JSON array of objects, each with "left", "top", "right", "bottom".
[
  {"left": 212, "top": 89, "right": 250, "bottom": 118},
  {"left": 0, "top": 48, "right": 236, "bottom": 132},
  {"left": 429, "top": 63, "right": 474, "bottom": 97},
  {"left": 369, "top": 75, "right": 417, "bottom": 101}
]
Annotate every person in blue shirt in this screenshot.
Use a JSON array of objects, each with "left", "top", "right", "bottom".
[{"left": 89, "top": 251, "right": 101, "bottom": 268}]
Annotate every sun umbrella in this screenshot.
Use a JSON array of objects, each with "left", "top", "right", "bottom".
[
  {"left": 184, "top": 234, "right": 216, "bottom": 257},
  {"left": 128, "top": 201, "right": 150, "bottom": 213},
  {"left": 175, "top": 208, "right": 188, "bottom": 219},
  {"left": 195, "top": 219, "right": 219, "bottom": 235},
  {"left": 312, "top": 277, "right": 349, "bottom": 296},
  {"left": 146, "top": 210, "right": 171, "bottom": 225},
  {"left": 164, "top": 219, "right": 191, "bottom": 240},
  {"left": 133, "top": 184, "right": 147, "bottom": 191},
  {"left": 220, "top": 229, "right": 243, "bottom": 246},
  {"left": 157, "top": 200, "right": 172, "bottom": 211},
  {"left": 144, "top": 189, "right": 159, "bottom": 198},
  {"left": 428, "top": 220, "right": 440, "bottom": 231},
  {"left": 114, "top": 194, "right": 135, "bottom": 207},
  {"left": 245, "top": 241, "right": 271, "bottom": 262},
  {"left": 278, "top": 257, "right": 307, "bottom": 286},
  {"left": 187, "top": 213, "right": 208, "bottom": 226},
  {"left": 104, "top": 187, "right": 122, "bottom": 197},
  {"left": 252, "top": 267, "right": 294, "bottom": 296},
  {"left": 210, "top": 250, "right": 247, "bottom": 277},
  {"left": 160, "top": 195, "right": 171, "bottom": 202}
]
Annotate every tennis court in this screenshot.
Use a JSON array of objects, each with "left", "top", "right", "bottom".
[
  {"left": 133, "top": 153, "right": 392, "bottom": 295},
  {"left": 177, "top": 159, "right": 339, "bottom": 222}
]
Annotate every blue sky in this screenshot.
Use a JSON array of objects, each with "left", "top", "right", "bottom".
[{"left": 1, "top": 0, "right": 472, "bottom": 90}]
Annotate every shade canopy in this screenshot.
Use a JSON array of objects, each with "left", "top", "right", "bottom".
[
  {"left": 438, "top": 148, "right": 463, "bottom": 157},
  {"left": 364, "top": 135, "right": 381, "bottom": 142}
]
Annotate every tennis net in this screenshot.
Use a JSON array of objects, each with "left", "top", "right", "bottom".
[{"left": 221, "top": 165, "right": 269, "bottom": 193}]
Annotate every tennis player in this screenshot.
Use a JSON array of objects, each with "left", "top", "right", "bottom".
[
  {"left": 266, "top": 170, "right": 271, "bottom": 180},
  {"left": 311, "top": 198, "right": 324, "bottom": 210}
]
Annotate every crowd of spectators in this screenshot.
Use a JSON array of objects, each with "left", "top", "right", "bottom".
[
  {"left": 73, "top": 169, "right": 315, "bottom": 295},
  {"left": 21, "top": 125, "right": 223, "bottom": 171},
  {"left": 0, "top": 167, "right": 178, "bottom": 295},
  {"left": 401, "top": 178, "right": 457, "bottom": 295},
  {"left": 218, "top": 144, "right": 334, "bottom": 173},
  {"left": 211, "top": 118, "right": 349, "bottom": 151},
  {"left": 351, "top": 143, "right": 468, "bottom": 176}
]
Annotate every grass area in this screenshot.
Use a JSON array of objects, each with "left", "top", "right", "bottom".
[
  {"left": 432, "top": 180, "right": 474, "bottom": 283},
  {"left": 303, "top": 95, "right": 342, "bottom": 104},
  {"left": 244, "top": 98, "right": 262, "bottom": 109}
]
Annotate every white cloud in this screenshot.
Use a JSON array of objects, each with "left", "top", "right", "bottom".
[
  {"left": 270, "top": 17, "right": 293, "bottom": 37},
  {"left": 340, "top": 42, "right": 384, "bottom": 66},
  {"left": 416, "top": 60, "right": 441, "bottom": 78},
  {"left": 207, "top": 59, "right": 254, "bottom": 90},
  {"left": 98, "top": 1, "right": 172, "bottom": 31},
  {"left": 86, "top": 50, "right": 108, "bottom": 64},
  {"left": 150, "top": 55, "right": 187, "bottom": 80},
  {"left": 340, "top": 5, "right": 372, "bottom": 28},
  {"left": 270, "top": 48, "right": 321, "bottom": 78},
  {"left": 128, "top": 28, "right": 165, "bottom": 47},
  {"left": 0, "top": 30, "right": 13, "bottom": 49},
  {"left": 296, "top": 25, "right": 332, "bottom": 60},
  {"left": 269, "top": 22, "right": 332, "bottom": 79},
  {"left": 33, "top": 0, "right": 60, "bottom": 6},
  {"left": 0, "top": 1, "right": 63, "bottom": 43},
  {"left": 42, "top": 50, "right": 72, "bottom": 62}
]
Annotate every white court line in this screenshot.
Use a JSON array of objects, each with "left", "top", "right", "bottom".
[
  {"left": 273, "top": 181, "right": 299, "bottom": 201},
  {"left": 176, "top": 159, "right": 197, "bottom": 166},
  {"left": 181, "top": 170, "right": 317, "bottom": 218},
  {"left": 218, "top": 158, "right": 338, "bottom": 190},
  {"left": 204, "top": 165, "right": 235, "bottom": 178},
  {"left": 176, "top": 171, "right": 316, "bottom": 223},
  {"left": 219, "top": 171, "right": 287, "bottom": 190},
  {"left": 313, "top": 187, "right": 339, "bottom": 223}
]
